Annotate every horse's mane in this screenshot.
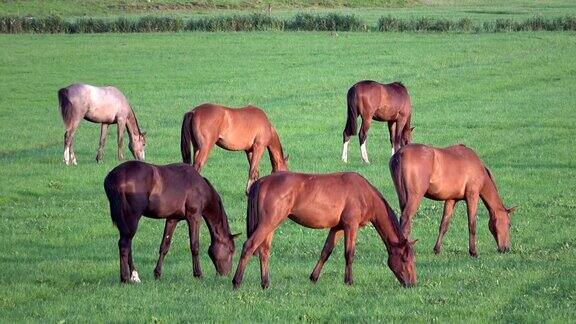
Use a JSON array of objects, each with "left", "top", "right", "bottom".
[
  {"left": 366, "top": 181, "right": 402, "bottom": 233},
  {"left": 128, "top": 107, "right": 144, "bottom": 135},
  {"left": 202, "top": 176, "right": 231, "bottom": 233}
]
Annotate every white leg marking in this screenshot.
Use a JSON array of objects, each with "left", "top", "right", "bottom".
[
  {"left": 71, "top": 152, "right": 77, "bottom": 165},
  {"left": 391, "top": 147, "right": 395, "bottom": 156},
  {"left": 246, "top": 178, "right": 255, "bottom": 194},
  {"left": 130, "top": 270, "right": 141, "bottom": 283},
  {"left": 64, "top": 147, "right": 70, "bottom": 165},
  {"left": 141, "top": 150, "right": 145, "bottom": 161},
  {"left": 341, "top": 140, "right": 349, "bottom": 163},
  {"left": 360, "top": 142, "right": 370, "bottom": 164}
]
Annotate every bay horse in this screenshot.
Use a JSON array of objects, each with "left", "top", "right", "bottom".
[
  {"left": 104, "top": 161, "right": 239, "bottom": 283},
  {"left": 58, "top": 83, "right": 146, "bottom": 165},
  {"left": 389, "top": 144, "right": 515, "bottom": 257},
  {"left": 232, "top": 171, "right": 417, "bottom": 289},
  {"left": 181, "top": 103, "right": 288, "bottom": 193},
  {"left": 342, "top": 80, "right": 413, "bottom": 164}
]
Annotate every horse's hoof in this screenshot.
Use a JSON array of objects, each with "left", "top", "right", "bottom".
[
  {"left": 193, "top": 272, "right": 203, "bottom": 278},
  {"left": 129, "top": 270, "right": 141, "bottom": 283},
  {"left": 344, "top": 280, "right": 353, "bottom": 286},
  {"left": 310, "top": 274, "right": 319, "bottom": 283},
  {"left": 469, "top": 251, "right": 478, "bottom": 258},
  {"left": 153, "top": 271, "right": 161, "bottom": 280},
  {"left": 261, "top": 281, "right": 269, "bottom": 289},
  {"left": 232, "top": 280, "right": 241, "bottom": 290},
  {"left": 433, "top": 246, "right": 441, "bottom": 255}
]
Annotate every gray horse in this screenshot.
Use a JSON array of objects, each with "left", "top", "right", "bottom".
[{"left": 57, "top": 83, "right": 146, "bottom": 165}]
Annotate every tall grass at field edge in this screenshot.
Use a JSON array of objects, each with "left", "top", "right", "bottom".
[{"left": 1, "top": 13, "right": 575, "bottom": 33}]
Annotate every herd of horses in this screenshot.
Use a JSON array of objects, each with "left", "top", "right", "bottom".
[{"left": 58, "top": 81, "right": 514, "bottom": 289}]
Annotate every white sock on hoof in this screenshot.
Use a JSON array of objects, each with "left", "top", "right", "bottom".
[
  {"left": 130, "top": 270, "right": 141, "bottom": 283},
  {"left": 341, "top": 141, "right": 349, "bottom": 163},
  {"left": 360, "top": 142, "right": 370, "bottom": 164},
  {"left": 391, "top": 147, "right": 395, "bottom": 156},
  {"left": 64, "top": 148, "right": 70, "bottom": 165}
]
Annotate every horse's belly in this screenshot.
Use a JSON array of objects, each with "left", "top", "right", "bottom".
[
  {"left": 288, "top": 206, "right": 341, "bottom": 229},
  {"left": 216, "top": 137, "right": 248, "bottom": 151},
  {"left": 84, "top": 109, "right": 116, "bottom": 124},
  {"left": 426, "top": 183, "right": 465, "bottom": 201}
]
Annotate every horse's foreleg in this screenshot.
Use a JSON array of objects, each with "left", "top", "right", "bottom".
[
  {"left": 246, "top": 145, "right": 264, "bottom": 194},
  {"left": 96, "top": 123, "right": 109, "bottom": 163},
  {"left": 117, "top": 120, "right": 126, "bottom": 161},
  {"left": 310, "top": 228, "right": 343, "bottom": 283},
  {"left": 154, "top": 219, "right": 178, "bottom": 280},
  {"left": 258, "top": 232, "right": 274, "bottom": 289},
  {"left": 434, "top": 200, "right": 457, "bottom": 255},
  {"left": 359, "top": 117, "right": 372, "bottom": 164},
  {"left": 465, "top": 194, "right": 480, "bottom": 257},
  {"left": 388, "top": 121, "right": 397, "bottom": 156},
  {"left": 343, "top": 224, "right": 358, "bottom": 285},
  {"left": 187, "top": 215, "right": 203, "bottom": 278},
  {"left": 394, "top": 118, "right": 407, "bottom": 153}
]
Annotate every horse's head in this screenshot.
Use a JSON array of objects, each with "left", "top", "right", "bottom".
[
  {"left": 129, "top": 131, "right": 146, "bottom": 161},
  {"left": 208, "top": 233, "right": 240, "bottom": 275},
  {"left": 387, "top": 239, "right": 417, "bottom": 287},
  {"left": 401, "top": 126, "right": 414, "bottom": 147},
  {"left": 489, "top": 206, "right": 515, "bottom": 253}
]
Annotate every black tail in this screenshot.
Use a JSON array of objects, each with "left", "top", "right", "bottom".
[
  {"left": 104, "top": 174, "right": 126, "bottom": 230},
  {"left": 246, "top": 179, "right": 261, "bottom": 239},
  {"left": 180, "top": 111, "right": 196, "bottom": 164},
  {"left": 389, "top": 152, "right": 407, "bottom": 211},
  {"left": 57, "top": 87, "right": 73, "bottom": 125},
  {"left": 343, "top": 86, "right": 358, "bottom": 140}
]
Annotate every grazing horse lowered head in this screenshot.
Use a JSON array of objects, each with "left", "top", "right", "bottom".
[
  {"left": 181, "top": 103, "right": 288, "bottom": 194},
  {"left": 342, "top": 80, "right": 413, "bottom": 164},
  {"left": 232, "top": 171, "right": 416, "bottom": 289},
  {"left": 58, "top": 83, "right": 146, "bottom": 165},
  {"left": 104, "top": 161, "right": 239, "bottom": 283},
  {"left": 389, "top": 144, "right": 515, "bottom": 256}
]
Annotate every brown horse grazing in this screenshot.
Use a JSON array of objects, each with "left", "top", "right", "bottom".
[
  {"left": 104, "top": 161, "right": 238, "bottom": 283},
  {"left": 389, "top": 144, "right": 516, "bottom": 257},
  {"left": 342, "top": 80, "right": 413, "bottom": 164},
  {"left": 181, "top": 103, "right": 288, "bottom": 193},
  {"left": 232, "top": 171, "right": 417, "bottom": 289},
  {"left": 58, "top": 83, "right": 146, "bottom": 165}
]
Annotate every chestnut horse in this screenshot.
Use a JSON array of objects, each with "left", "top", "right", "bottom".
[
  {"left": 342, "top": 80, "right": 413, "bottom": 164},
  {"left": 232, "top": 171, "right": 417, "bottom": 289},
  {"left": 181, "top": 103, "right": 288, "bottom": 193},
  {"left": 58, "top": 83, "right": 146, "bottom": 165},
  {"left": 389, "top": 144, "right": 515, "bottom": 257},
  {"left": 104, "top": 161, "right": 238, "bottom": 283}
]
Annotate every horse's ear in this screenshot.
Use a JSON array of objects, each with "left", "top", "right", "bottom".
[
  {"left": 141, "top": 130, "right": 147, "bottom": 137},
  {"left": 409, "top": 239, "right": 418, "bottom": 246},
  {"left": 506, "top": 206, "right": 517, "bottom": 215},
  {"left": 410, "top": 126, "right": 415, "bottom": 132},
  {"left": 284, "top": 155, "right": 289, "bottom": 162},
  {"left": 231, "top": 233, "right": 242, "bottom": 240}
]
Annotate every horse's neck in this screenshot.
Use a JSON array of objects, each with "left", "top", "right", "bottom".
[
  {"left": 268, "top": 128, "right": 286, "bottom": 171},
  {"left": 125, "top": 109, "right": 141, "bottom": 137},
  {"left": 480, "top": 173, "right": 506, "bottom": 218},
  {"left": 203, "top": 199, "right": 231, "bottom": 243},
  {"left": 371, "top": 195, "right": 404, "bottom": 248}
]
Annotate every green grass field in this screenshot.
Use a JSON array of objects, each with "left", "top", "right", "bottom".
[{"left": 1, "top": 18, "right": 576, "bottom": 323}]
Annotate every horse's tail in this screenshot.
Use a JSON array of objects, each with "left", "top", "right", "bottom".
[
  {"left": 57, "top": 87, "right": 74, "bottom": 126},
  {"left": 180, "top": 111, "right": 196, "bottom": 164},
  {"left": 246, "top": 179, "right": 261, "bottom": 239},
  {"left": 389, "top": 152, "right": 407, "bottom": 211},
  {"left": 343, "top": 85, "right": 358, "bottom": 139},
  {"left": 104, "top": 173, "right": 126, "bottom": 230}
]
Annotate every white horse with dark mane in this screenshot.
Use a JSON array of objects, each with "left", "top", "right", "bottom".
[{"left": 57, "top": 83, "right": 146, "bottom": 165}]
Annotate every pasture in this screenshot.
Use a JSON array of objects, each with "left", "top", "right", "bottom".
[{"left": 1, "top": 30, "right": 575, "bottom": 321}]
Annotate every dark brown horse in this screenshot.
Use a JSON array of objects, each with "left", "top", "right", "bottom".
[
  {"left": 104, "top": 161, "right": 238, "bottom": 283},
  {"left": 232, "top": 171, "right": 416, "bottom": 289},
  {"left": 342, "top": 80, "right": 413, "bottom": 164},
  {"left": 181, "top": 103, "right": 288, "bottom": 193},
  {"left": 389, "top": 144, "right": 515, "bottom": 257},
  {"left": 58, "top": 83, "right": 146, "bottom": 165}
]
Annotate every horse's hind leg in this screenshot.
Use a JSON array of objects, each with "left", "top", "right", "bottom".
[
  {"left": 63, "top": 121, "right": 80, "bottom": 165},
  {"left": 359, "top": 117, "right": 372, "bottom": 164},
  {"left": 258, "top": 232, "right": 275, "bottom": 289},
  {"left": 394, "top": 117, "right": 407, "bottom": 153},
  {"left": 388, "top": 121, "right": 396, "bottom": 156},
  {"left": 310, "top": 227, "right": 343, "bottom": 283},
  {"left": 433, "top": 200, "right": 457, "bottom": 255},
  {"left": 187, "top": 214, "right": 203, "bottom": 278},
  {"left": 154, "top": 219, "right": 178, "bottom": 280},
  {"left": 193, "top": 139, "right": 216, "bottom": 174},
  {"left": 400, "top": 194, "right": 424, "bottom": 239},
  {"left": 96, "top": 123, "right": 109, "bottom": 162}
]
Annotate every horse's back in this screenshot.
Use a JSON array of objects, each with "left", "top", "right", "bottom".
[
  {"left": 350, "top": 80, "right": 410, "bottom": 119},
  {"left": 60, "top": 83, "right": 128, "bottom": 123}
]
